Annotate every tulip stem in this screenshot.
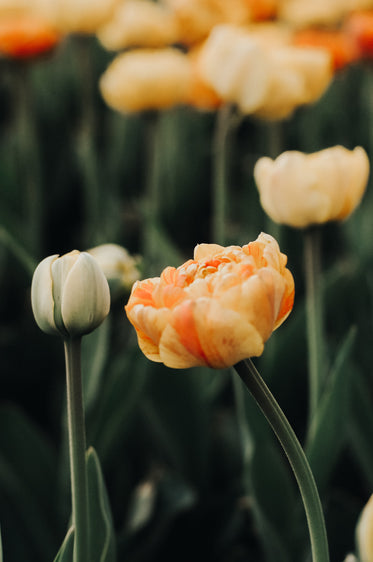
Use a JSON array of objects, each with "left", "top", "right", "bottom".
[
  {"left": 264, "top": 121, "right": 284, "bottom": 244},
  {"left": 64, "top": 337, "right": 89, "bottom": 562},
  {"left": 234, "top": 358, "right": 330, "bottom": 562},
  {"left": 212, "top": 104, "right": 238, "bottom": 245},
  {"left": 304, "top": 226, "right": 325, "bottom": 429},
  {"left": 14, "top": 63, "right": 43, "bottom": 257}
]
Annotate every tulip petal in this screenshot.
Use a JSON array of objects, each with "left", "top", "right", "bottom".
[
  {"left": 128, "top": 304, "right": 171, "bottom": 362},
  {"left": 61, "top": 252, "right": 110, "bottom": 337},
  {"left": 160, "top": 298, "right": 264, "bottom": 369},
  {"left": 31, "top": 254, "right": 59, "bottom": 335}
]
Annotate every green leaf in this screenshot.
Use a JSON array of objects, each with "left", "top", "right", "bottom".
[
  {"left": 233, "top": 373, "right": 297, "bottom": 561},
  {"left": 305, "top": 326, "right": 357, "bottom": 492},
  {"left": 0, "top": 405, "right": 58, "bottom": 560},
  {"left": 53, "top": 527, "right": 74, "bottom": 562},
  {"left": 89, "top": 347, "right": 148, "bottom": 466},
  {"left": 349, "top": 369, "right": 373, "bottom": 490},
  {"left": 86, "top": 447, "right": 116, "bottom": 562},
  {"left": 82, "top": 318, "right": 110, "bottom": 411}
]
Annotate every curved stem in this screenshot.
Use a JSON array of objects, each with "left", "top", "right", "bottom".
[
  {"left": 234, "top": 358, "right": 329, "bottom": 562},
  {"left": 64, "top": 337, "right": 89, "bottom": 562},
  {"left": 304, "top": 227, "right": 325, "bottom": 428}
]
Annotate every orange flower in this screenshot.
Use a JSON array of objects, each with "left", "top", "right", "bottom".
[
  {"left": 125, "top": 233, "right": 294, "bottom": 369},
  {"left": 344, "top": 10, "right": 373, "bottom": 58},
  {"left": 0, "top": 15, "right": 60, "bottom": 58},
  {"left": 245, "top": 0, "right": 278, "bottom": 21},
  {"left": 292, "top": 28, "right": 360, "bottom": 70}
]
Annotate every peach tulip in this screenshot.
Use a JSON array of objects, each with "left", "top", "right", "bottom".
[
  {"left": 97, "top": 0, "right": 179, "bottom": 51},
  {"left": 161, "top": 0, "right": 252, "bottom": 44},
  {"left": 197, "top": 24, "right": 332, "bottom": 120},
  {"left": 37, "top": 0, "right": 120, "bottom": 34},
  {"left": 125, "top": 233, "right": 294, "bottom": 369},
  {"left": 99, "top": 48, "right": 192, "bottom": 113},
  {"left": 254, "top": 146, "right": 370, "bottom": 228},
  {"left": 100, "top": 46, "right": 221, "bottom": 113},
  {"left": 278, "top": 0, "right": 348, "bottom": 27}
]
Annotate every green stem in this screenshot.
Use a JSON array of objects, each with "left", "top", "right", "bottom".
[
  {"left": 212, "top": 104, "right": 236, "bottom": 245},
  {"left": 64, "top": 337, "right": 89, "bottom": 562},
  {"left": 234, "top": 358, "right": 329, "bottom": 562},
  {"left": 14, "top": 63, "right": 43, "bottom": 256},
  {"left": 264, "top": 121, "right": 283, "bottom": 243},
  {"left": 304, "top": 227, "right": 325, "bottom": 428},
  {"left": 73, "top": 37, "right": 103, "bottom": 246},
  {"left": 142, "top": 110, "right": 161, "bottom": 274}
]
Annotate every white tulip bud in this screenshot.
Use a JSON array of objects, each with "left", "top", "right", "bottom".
[{"left": 31, "top": 250, "right": 110, "bottom": 338}]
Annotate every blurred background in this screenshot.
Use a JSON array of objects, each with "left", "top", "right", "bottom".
[{"left": 1, "top": 1, "right": 373, "bottom": 561}]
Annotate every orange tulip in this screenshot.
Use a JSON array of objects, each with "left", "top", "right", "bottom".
[
  {"left": 292, "top": 28, "right": 360, "bottom": 70},
  {"left": 344, "top": 10, "right": 373, "bottom": 58},
  {"left": 245, "top": 0, "right": 278, "bottom": 21},
  {"left": 0, "top": 15, "right": 59, "bottom": 58},
  {"left": 125, "top": 233, "right": 294, "bottom": 369}
]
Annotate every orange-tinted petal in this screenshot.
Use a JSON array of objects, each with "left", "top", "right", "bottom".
[
  {"left": 0, "top": 16, "right": 60, "bottom": 58},
  {"left": 161, "top": 298, "right": 264, "bottom": 369},
  {"left": 293, "top": 28, "right": 360, "bottom": 70},
  {"left": 344, "top": 10, "right": 373, "bottom": 58}
]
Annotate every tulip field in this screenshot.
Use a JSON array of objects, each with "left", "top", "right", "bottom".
[{"left": 1, "top": 1, "right": 373, "bottom": 562}]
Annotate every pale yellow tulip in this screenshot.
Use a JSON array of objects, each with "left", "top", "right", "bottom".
[
  {"left": 97, "top": 0, "right": 179, "bottom": 50},
  {"left": 254, "top": 146, "right": 370, "bottom": 228}
]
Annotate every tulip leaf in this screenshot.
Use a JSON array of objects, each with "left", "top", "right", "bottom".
[
  {"left": 0, "top": 404, "right": 58, "bottom": 561},
  {"left": 53, "top": 527, "right": 74, "bottom": 562},
  {"left": 86, "top": 447, "right": 116, "bottom": 562},
  {"left": 88, "top": 346, "right": 148, "bottom": 466},
  {"left": 305, "top": 326, "right": 356, "bottom": 492},
  {"left": 82, "top": 317, "right": 110, "bottom": 411},
  {"left": 233, "top": 373, "right": 298, "bottom": 561},
  {"left": 349, "top": 369, "right": 373, "bottom": 490}
]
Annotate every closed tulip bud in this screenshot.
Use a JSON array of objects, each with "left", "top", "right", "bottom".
[
  {"left": 31, "top": 250, "right": 110, "bottom": 338},
  {"left": 357, "top": 495, "right": 373, "bottom": 562}
]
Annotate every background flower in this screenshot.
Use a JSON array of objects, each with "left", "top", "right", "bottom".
[{"left": 254, "top": 145, "right": 370, "bottom": 227}]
